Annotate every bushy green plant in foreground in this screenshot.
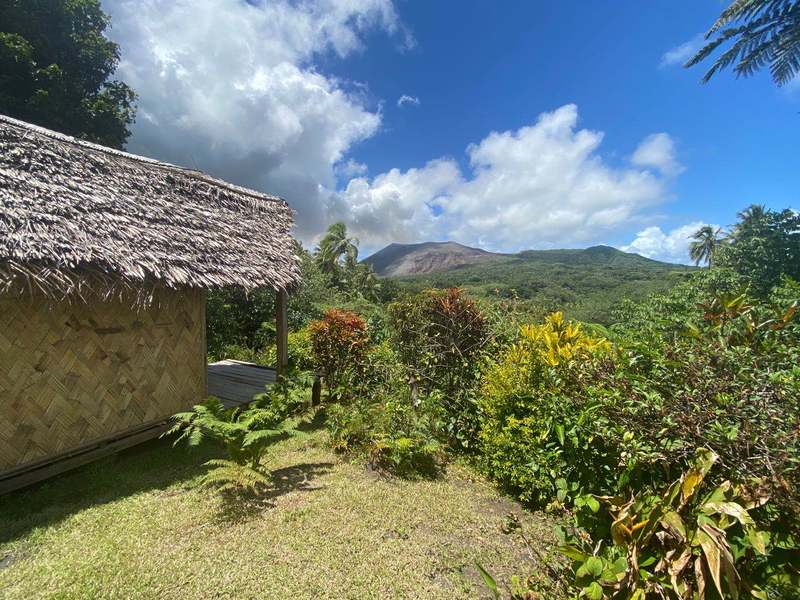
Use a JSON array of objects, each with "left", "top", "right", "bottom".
[
  {"left": 479, "top": 312, "right": 614, "bottom": 505},
  {"left": 478, "top": 278, "right": 800, "bottom": 598},
  {"left": 323, "top": 338, "right": 447, "bottom": 478},
  {"left": 388, "top": 287, "right": 493, "bottom": 448},
  {"left": 165, "top": 374, "right": 316, "bottom": 494},
  {"left": 557, "top": 449, "right": 793, "bottom": 600}
]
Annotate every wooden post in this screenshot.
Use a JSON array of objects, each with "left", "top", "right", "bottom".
[{"left": 276, "top": 289, "right": 289, "bottom": 379}]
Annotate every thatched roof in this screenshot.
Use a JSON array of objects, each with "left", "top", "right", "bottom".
[{"left": 0, "top": 114, "right": 301, "bottom": 304}]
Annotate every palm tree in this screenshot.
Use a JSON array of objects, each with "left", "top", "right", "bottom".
[
  {"left": 690, "top": 225, "right": 725, "bottom": 267},
  {"left": 686, "top": 0, "right": 800, "bottom": 86},
  {"left": 730, "top": 204, "right": 768, "bottom": 240},
  {"left": 315, "top": 222, "right": 359, "bottom": 277},
  {"left": 351, "top": 263, "right": 381, "bottom": 301}
]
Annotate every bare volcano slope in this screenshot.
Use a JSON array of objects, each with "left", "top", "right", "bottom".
[{"left": 363, "top": 241, "right": 501, "bottom": 277}]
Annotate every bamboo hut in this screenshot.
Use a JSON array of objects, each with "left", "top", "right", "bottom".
[{"left": 0, "top": 114, "right": 301, "bottom": 492}]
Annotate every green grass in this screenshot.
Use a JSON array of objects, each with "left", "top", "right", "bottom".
[{"left": 0, "top": 428, "right": 559, "bottom": 599}]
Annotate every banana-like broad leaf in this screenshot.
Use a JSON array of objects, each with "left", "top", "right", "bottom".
[
  {"left": 696, "top": 523, "right": 740, "bottom": 600},
  {"left": 681, "top": 449, "right": 718, "bottom": 505},
  {"left": 702, "top": 501, "right": 754, "bottom": 527},
  {"left": 474, "top": 561, "right": 499, "bottom": 599}
]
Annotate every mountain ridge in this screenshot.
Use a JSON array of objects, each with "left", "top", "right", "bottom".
[{"left": 363, "top": 240, "right": 675, "bottom": 277}]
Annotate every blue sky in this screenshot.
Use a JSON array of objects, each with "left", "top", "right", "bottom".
[{"left": 104, "top": 0, "right": 799, "bottom": 262}]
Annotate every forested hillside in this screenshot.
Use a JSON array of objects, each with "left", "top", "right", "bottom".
[{"left": 386, "top": 245, "right": 694, "bottom": 324}]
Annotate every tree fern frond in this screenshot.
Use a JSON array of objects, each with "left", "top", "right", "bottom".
[
  {"left": 242, "top": 429, "right": 288, "bottom": 447},
  {"left": 200, "top": 459, "right": 271, "bottom": 493}
]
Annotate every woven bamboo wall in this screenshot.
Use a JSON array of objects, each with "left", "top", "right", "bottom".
[{"left": 0, "top": 288, "right": 206, "bottom": 473}]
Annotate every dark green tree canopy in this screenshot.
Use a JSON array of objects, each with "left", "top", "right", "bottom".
[
  {"left": 0, "top": 0, "right": 136, "bottom": 148},
  {"left": 687, "top": 0, "right": 800, "bottom": 86},
  {"left": 716, "top": 205, "right": 800, "bottom": 296}
]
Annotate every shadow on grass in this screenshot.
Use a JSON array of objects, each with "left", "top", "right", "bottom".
[
  {"left": 0, "top": 435, "right": 228, "bottom": 544},
  {"left": 215, "top": 461, "right": 334, "bottom": 523},
  {"left": 0, "top": 423, "right": 335, "bottom": 544},
  {"left": 0, "top": 435, "right": 230, "bottom": 545}
]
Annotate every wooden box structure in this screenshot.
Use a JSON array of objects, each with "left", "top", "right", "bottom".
[{"left": 0, "top": 115, "right": 300, "bottom": 492}]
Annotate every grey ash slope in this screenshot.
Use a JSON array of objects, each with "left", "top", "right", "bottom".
[{"left": 363, "top": 241, "right": 504, "bottom": 277}]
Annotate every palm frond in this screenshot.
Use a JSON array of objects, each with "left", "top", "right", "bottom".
[{"left": 689, "top": 0, "right": 800, "bottom": 86}]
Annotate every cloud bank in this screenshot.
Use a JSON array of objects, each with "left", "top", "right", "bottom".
[
  {"left": 621, "top": 221, "right": 714, "bottom": 264},
  {"left": 332, "top": 104, "right": 680, "bottom": 252},
  {"left": 103, "top": 0, "right": 405, "bottom": 238},
  {"left": 104, "top": 1, "right": 686, "bottom": 254}
]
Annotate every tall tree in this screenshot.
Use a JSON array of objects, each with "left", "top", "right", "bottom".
[
  {"left": 734, "top": 204, "right": 768, "bottom": 235},
  {"left": 686, "top": 0, "right": 800, "bottom": 86},
  {"left": 715, "top": 205, "right": 800, "bottom": 296},
  {"left": 689, "top": 225, "right": 725, "bottom": 267},
  {"left": 315, "top": 222, "right": 359, "bottom": 278},
  {"left": 0, "top": 0, "right": 136, "bottom": 148}
]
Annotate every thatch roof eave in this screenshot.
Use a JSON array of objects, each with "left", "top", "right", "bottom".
[{"left": 0, "top": 114, "right": 302, "bottom": 301}]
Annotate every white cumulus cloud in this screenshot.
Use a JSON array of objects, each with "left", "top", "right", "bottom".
[
  {"left": 334, "top": 104, "right": 678, "bottom": 252},
  {"left": 631, "top": 133, "right": 684, "bottom": 176},
  {"left": 621, "top": 221, "right": 713, "bottom": 264},
  {"left": 660, "top": 34, "right": 705, "bottom": 67},
  {"left": 335, "top": 158, "right": 368, "bottom": 178},
  {"left": 102, "top": 0, "right": 406, "bottom": 239},
  {"left": 102, "top": 4, "right": 688, "bottom": 253},
  {"left": 397, "top": 94, "right": 420, "bottom": 107}
]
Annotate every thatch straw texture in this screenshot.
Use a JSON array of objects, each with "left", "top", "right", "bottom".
[
  {"left": 0, "top": 114, "right": 301, "bottom": 304},
  {"left": 0, "top": 288, "right": 206, "bottom": 472}
]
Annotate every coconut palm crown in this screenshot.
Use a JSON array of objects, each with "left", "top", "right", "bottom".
[
  {"left": 687, "top": 0, "right": 800, "bottom": 86},
  {"left": 689, "top": 225, "right": 726, "bottom": 267}
]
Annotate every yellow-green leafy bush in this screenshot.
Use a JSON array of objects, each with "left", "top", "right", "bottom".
[{"left": 479, "top": 312, "right": 613, "bottom": 505}]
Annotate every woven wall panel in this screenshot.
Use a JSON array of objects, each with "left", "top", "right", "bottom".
[{"left": 0, "top": 289, "right": 206, "bottom": 472}]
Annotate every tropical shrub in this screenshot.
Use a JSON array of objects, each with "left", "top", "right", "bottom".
[
  {"left": 479, "top": 312, "right": 613, "bottom": 505},
  {"left": 367, "top": 389, "right": 445, "bottom": 478},
  {"left": 323, "top": 338, "right": 446, "bottom": 477},
  {"left": 477, "top": 286, "right": 799, "bottom": 598},
  {"left": 308, "top": 308, "right": 370, "bottom": 399},
  {"left": 609, "top": 291, "right": 800, "bottom": 521},
  {"left": 558, "top": 449, "right": 791, "bottom": 600},
  {"left": 388, "top": 288, "right": 492, "bottom": 447}
]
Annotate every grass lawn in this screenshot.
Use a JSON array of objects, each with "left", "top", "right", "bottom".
[{"left": 0, "top": 427, "right": 560, "bottom": 599}]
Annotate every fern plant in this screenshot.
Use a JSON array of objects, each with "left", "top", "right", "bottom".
[{"left": 165, "top": 373, "right": 317, "bottom": 494}]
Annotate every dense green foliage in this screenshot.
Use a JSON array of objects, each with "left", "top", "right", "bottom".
[
  {"left": 393, "top": 247, "right": 694, "bottom": 325},
  {"left": 0, "top": 0, "right": 136, "bottom": 147},
  {"left": 559, "top": 450, "right": 778, "bottom": 599},
  {"left": 715, "top": 205, "right": 800, "bottom": 297},
  {"left": 166, "top": 373, "right": 316, "bottom": 494},
  {"left": 479, "top": 312, "right": 614, "bottom": 506},
  {"left": 387, "top": 288, "right": 493, "bottom": 447},
  {"left": 687, "top": 0, "right": 800, "bottom": 86},
  {"left": 198, "top": 207, "right": 798, "bottom": 596}
]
